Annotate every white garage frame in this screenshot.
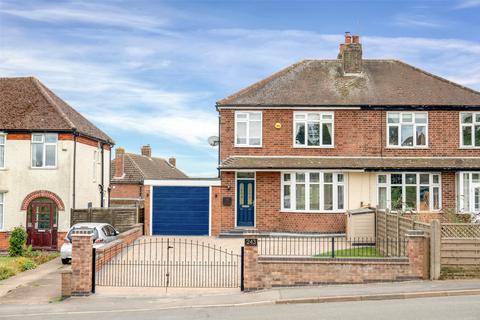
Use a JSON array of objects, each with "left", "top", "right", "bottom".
[{"left": 144, "top": 179, "right": 221, "bottom": 236}]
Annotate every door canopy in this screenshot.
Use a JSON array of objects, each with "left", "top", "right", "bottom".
[{"left": 21, "top": 190, "right": 65, "bottom": 211}]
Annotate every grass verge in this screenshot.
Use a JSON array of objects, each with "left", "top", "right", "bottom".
[{"left": 0, "top": 251, "right": 59, "bottom": 280}]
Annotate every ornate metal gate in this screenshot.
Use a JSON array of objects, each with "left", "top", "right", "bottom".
[{"left": 95, "top": 238, "right": 242, "bottom": 288}]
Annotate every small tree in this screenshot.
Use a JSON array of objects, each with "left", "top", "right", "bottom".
[{"left": 8, "top": 226, "right": 28, "bottom": 257}]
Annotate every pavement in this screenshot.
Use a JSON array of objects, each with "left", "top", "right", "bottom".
[{"left": 0, "top": 257, "right": 67, "bottom": 304}]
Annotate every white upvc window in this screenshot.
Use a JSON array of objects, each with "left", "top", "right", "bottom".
[
  {"left": 0, "top": 192, "right": 4, "bottom": 230},
  {"left": 31, "top": 133, "right": 58, "bottom": 168},
  {"left": 282, "top": 171, "right": 345, "bottom": 212},
  {"left": 387, "top": 112, "right": 428, "bottom": 148},
  {"left": 0, "top": 133, "right": 5, "bottom": 168},
  {"left": 235, "top": 111, "right": 262, "bottom": 147},
  {"left": 376, "top": 173, "right": 441, "bottom": 212},
  {"left": 294, "top": 112, "right": 334, "bottom": 147},
  {"left": 457, "top": 172, "right": 480, "bottom": 213},
  {"left": 460, "top": 112, "right": 480, "bottom": 147}
]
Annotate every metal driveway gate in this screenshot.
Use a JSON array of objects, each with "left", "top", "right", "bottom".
[{"left": 95, "top": 238, "right": 242, "bottom": 288}]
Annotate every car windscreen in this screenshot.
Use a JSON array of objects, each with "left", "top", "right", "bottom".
[{"left": 67, "top": 227, "right": 99, "bottom": 242}]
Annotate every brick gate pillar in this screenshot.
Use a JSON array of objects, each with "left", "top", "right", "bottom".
[
  {"left": 406, "top": 230, "right": 430, "bottom": 280},
  {"left": 71, "top": 234, "right": 93, "bottom": 296},
  {"left": 243, "top": 235, "right": 260, "bottom": 291}
]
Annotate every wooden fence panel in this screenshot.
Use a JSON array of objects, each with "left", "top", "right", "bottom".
[{"left": 71, "top": 207, "right": 144, "bottom": 232}]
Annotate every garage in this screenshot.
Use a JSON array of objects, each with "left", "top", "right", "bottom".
[{"left": 146, "top": 179, "right": 220, "bottom": 236}]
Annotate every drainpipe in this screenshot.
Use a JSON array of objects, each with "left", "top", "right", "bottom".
[
  {"left": 100, "top": 142, "right": 105, "bottom": 207},
  {"left": 72, "top": 134, "right": 77, "bottom": 209},
  {"left": 108, "top": 145, "right": 112, "bottom": 207},
  {"left": 217, "top": 112, "right": 221, "bottom": 178}
]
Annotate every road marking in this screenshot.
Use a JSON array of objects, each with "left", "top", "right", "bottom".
[{"left": 0, "top": 300, "right": 274, "bottom": 318}]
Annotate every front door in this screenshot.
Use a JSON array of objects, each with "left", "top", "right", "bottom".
[
  {"left": 28, "top": 201, "right": 57, "bottom": 249},
  {"left": 237, "top": 179, "right": 255, "bottom": 227}
]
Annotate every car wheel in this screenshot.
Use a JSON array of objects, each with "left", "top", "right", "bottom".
[{"left": 61, "top": 258, "right": 70, "bottom": 265}]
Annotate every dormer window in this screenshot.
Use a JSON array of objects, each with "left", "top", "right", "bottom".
[{"left": 32, "top": 133, "right": 58, "bottom": 168}]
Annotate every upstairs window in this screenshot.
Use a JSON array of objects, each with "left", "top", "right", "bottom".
[
  {"left": 460, "top": 112, "right": 480, "bottom": 147},
  {"left": 0, "top": 134, "right": 5, "bottom": 168},
  {"left": 387, "top": 112, "right": 427, "bottom": 148},
  {"left": 32, "top": 133, "right": 58, "bottom": 168},
  {"left": 235, "top": 111, "right": 262, "bottom": 147},
  {"left": 294, "top": 112, "right": 334, "bottom": 147}
]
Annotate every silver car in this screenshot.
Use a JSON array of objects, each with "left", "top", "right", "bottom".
[{"left": 60, "top": 223, "right": 119, "bottom": 264}]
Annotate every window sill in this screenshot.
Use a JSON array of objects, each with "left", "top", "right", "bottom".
[
  {"left": 234, "top": 145, "right": 263, "bottom": 148},
  {"left": 280, "top": 210, "right": 345, "bottom": 214},
  {"left": 293, "top": 145, "right": 334, "bottom": 149},
  {"left": 384, "top": 146, "right": 430, "bottom": 150},
  {"left": 0, "top": 168, "right": 8, "bottom": 171},
  {"left": 458, "top": 146, "right": 480, "bottom": 149},
  {"left": 30, "top": 167, "right": 58, "bottom": 170}
]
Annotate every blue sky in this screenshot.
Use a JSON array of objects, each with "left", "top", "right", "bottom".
[{"left": 1, "top": 0, "right": 479, "bottom": 176}]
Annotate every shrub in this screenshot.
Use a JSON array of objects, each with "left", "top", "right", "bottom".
[
  {"left": 16, "top": 257, "right": 37, "bottom": 272},
  {"left": 0, "top": 265, "right": 15, "bottom": 280},
  {"left": 8, "top": 227, "right": 28, "bottom": 257}
]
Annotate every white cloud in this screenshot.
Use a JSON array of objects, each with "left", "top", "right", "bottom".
[
  {"left": 393, "top": 14, "right": 443, "bottom": 28},
  {"left": 456, "top": 0, "right": 480, "bottom": 8}
]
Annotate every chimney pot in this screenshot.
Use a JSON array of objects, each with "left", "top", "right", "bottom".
[
  {"left": 141, "top": 144, "right": 152, "bottom": 157},
  {"left": 345, "top": 32, "right": 352, "bottom": 44},
  {"left": 114, "top": 147, "right": 125, "bottom": 178},
  {"left": 352, "top": 35, "right": 360, "bottom": 44},
  {"left": 168, "top": 157, "right": 176, "bottom": 167}
]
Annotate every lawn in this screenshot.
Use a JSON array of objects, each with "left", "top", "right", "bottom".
[
  {"left": 315, "top": 246, "right": 383, "bottom": 258},
  {"left": 0, "top": 251, "right": 59, "bottom": 281}
]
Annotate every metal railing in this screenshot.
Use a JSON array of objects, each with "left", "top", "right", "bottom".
[
  {"left": 258, "top": 236, "right": 408, "bottom": 258},
  {"left": 95, "top": 237, "right": 241, "bottom": 288}
]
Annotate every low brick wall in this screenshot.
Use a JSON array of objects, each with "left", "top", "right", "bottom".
[
  {"left": 244, "top": 231, "right": 429, "bottom": 290},
  {"left": 95, "top": 223, "right": 143, "bottom": 271}
]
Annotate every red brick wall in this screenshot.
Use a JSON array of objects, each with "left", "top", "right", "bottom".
[
  {"left": 211, "top": 186, "right": 222, "bottom": 236},
  {"left": 144, "top": 186, "right": 151, "bottom": 235},
  {"left": 219, "top": 109, "right": 480, "bottom": 160},
  {"left": 110, "top": 183, "right": 144, "bottom": 199},
  {"left": 214, "top": 171, "right": 345, "bottom": 234},
  {"left": 0, "top": 232, "right": 10, "bottom": 251},
  {"left": 442, "top": 172, "right": 456, "bottom": 210},
  {"left": 243, "top": 233, "right": 429, "bottom": 290}
]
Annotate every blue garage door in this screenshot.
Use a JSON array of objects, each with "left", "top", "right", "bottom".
[{"left": 152, "top": 186, "right": 210, "bottom": 235}]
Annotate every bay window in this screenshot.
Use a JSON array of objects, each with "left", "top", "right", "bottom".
[
  {"left": 32, "top": 133, "right": 58, "bottom": 168},
  {"left": 0, "top": 134, "right": 5, "bottom": 168},
  {"left": 460, "top": 112, "right": 480, "bottom": 147},
  {"left": 235, "top": 111, "right": 262, "bottom": 147},
  {"left": 282, "top": 171, "right": 345, "bottom": 212},
  {"left": 294, "top": 112, "right": 334, "bottom": 147},
  {"left": 387, "top": 112, "right": 427, "bottom": 147},
  {"left": 377, "top": 173, "right": 441, "bottom": 212}
]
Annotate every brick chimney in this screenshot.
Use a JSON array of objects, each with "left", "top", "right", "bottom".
[
  {"left": 141, "top": 144, "right": 152, "bottom": 157},
  {"left": 337, "top": 32, "right": 362, "bottom": 74},
  {"left": 168, "top": 157, "right": 176, "bottom": 167},
  {"left": 114, "top": 147, "right": 125, "bottom": 178}
]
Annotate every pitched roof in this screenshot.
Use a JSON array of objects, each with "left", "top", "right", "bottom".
[
  {"left": 111, "top": 153, "right": 188, "bottom": 183},
  {"left": 220, "top": 156, "right": 480, "bottom": 171},
  {"left": 0, "top": 77, "right": 114, "bottom": 143},
  {"left": 217, "top": 60, "right": 480, "bottom": 106}
]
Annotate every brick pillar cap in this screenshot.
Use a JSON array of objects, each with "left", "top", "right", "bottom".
[
  {"left": 406, "top": 230, "right": 426, "bottom": 237},
  {"left": 61, "top": 269, "right": 73, "bottom": 274}
]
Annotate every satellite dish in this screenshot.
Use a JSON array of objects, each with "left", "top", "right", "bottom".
[{"left": 208, "top": 136, "right": 220, "bottom": 147}]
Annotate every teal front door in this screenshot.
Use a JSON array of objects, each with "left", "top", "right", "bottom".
[{"left": 237, "top": 179, "right": 255, "bottom": 227}]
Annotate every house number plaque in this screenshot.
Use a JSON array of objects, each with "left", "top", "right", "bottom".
[{"left": 245, "top": 239, "right": 257, "bottom": 247}]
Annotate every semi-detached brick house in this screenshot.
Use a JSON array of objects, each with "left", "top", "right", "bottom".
[{"left": 214, "top": 33, "right": 480, "bottom": 235}]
